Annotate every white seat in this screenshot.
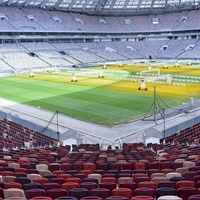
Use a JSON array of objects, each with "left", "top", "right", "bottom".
[
  {"left": 7, "top": 197, "right": 27, "bottom": 200},
  {"left": 175, "top": 159, "right": 185, "bottom": 163},
  {"left": 27, "top": 173, "right": 41, "bottom": 181},
  {"left": 38, "top": 169, "right": 52, "bottom": 177},
  {"left": 4, "top": 188, "right": 25, "bottom": 199},
  {"left": 88, "top": 173, "right": 102, "bottom": 184},
  {"left": 8, "top": 163, "right": 19, "bottom": 169},
  {"left": 183, "top": 161, "right": 195, "bottom": 168},
  {"left": 36, "top": 164, "right": 48, "bottom": 171},
  {"left": 166, "top": 172, "right": 182, "bottom": 180},
  {"left": 158, "top": 195, "right": 182, "bottom": 200}
]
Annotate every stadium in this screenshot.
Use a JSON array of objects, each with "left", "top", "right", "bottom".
[{"left": 0, "top": 0, "right": 199, "bottom": 199}]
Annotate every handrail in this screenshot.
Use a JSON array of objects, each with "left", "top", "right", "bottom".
[
  {"left": 118, "top": 137, "right": 123, "bottom": 149},
  {"left": 100, "top": 138, "right": 104, "bottom": 150}
]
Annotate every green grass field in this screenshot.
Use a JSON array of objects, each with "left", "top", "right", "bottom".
[{"left": 0, "top": 64, "right": 199, "bottom": 127}]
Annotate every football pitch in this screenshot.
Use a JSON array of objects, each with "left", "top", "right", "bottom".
[{"left": 0, "top": 64, "right": 199, "bottom": 127}]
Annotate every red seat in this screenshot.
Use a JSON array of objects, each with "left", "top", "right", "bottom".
[
  {"left": 97, "top": 163, "right": 108, "bottom": 172},
  {"left": 79, "top": 170, "right": 93, "bottom": 176},
  {"left": 161, "top": 169, "right": 174, "bottom": 175},
  {"left": 46, "top": 188, "right": 68, "bottom": 199},
  {"left": 53, "top": 170, "right": 66, "bottom": 176},
  {"left": 147, "top": 162, "right": 160, "bottom": 170},
  {"left": 61, "top": 182, "right": 80, "bottom": 191},
  {"left": 73, "top": 163, "right": 84, "bottom": 172},
  {"left": 49, "top": 178, "right": 65, "bottom": 186},
  {"left": 188, "top": 195, "right": 200, "bottom": 200},
  {"left": 84, "top": 163, "right": 96, "bottom": 172},
  {"left": 103, "top": 174, "right": 116, "bottom": 178},
  {"left": 27, "top": 169, "right": 39, "bottom": 174},
  {"left": 160, "top": 162, "right": 173, "bottom": 170},
  {"left": 119, "top": 182, "right": 137, "bottom": 195},
  {"left": 14, "top": 168, "right": 27, "bottom": 173},
  {"left": 33, "top": 178, "right": 49, "bottom": 185},
  {"left": 66, "top": 177, "right": 82, "bottom": 185},
  {"left": 99, "top": 182, "right": 116, "bottom": 191},
  {"left": 135, "top": 177, "right": 151, "bottom": 185},
  {"left": 112, "top": 188, "right": 132, "bottom": 200},
  {"left": 134, "top": 188, "right": 155, "bottom": 198},
  {"left": 188, "top": 166, "right": 200, "bottom": 172},
  {"left": 93, "top": 170, "right": 105, "bottom": 175},
  {"left": 4, "top": 182, "right": 23, "bottom": 189},
  {"left": 132, "top": 174, "right": 148, "bottom": 182},
  {"left": 13, "top": 172, "right": 27, "bottom": 177},
  {"left": 182, "top": 172, "right": 196, "bottom": 181},
  {"left": 171, "top": 162, "right": 183, "bottom": 170},
  {"left": 1, "top": 171, "right": 14, "bottom": 176},
  {"left": 109, "top": 164, "right": 121, "bottom": 171},
  {"left": 48, "top": 163, "right": 60, "bottom": 172},
  {"left": 101, "top": 177, "right": 117, "bottom": 184},
  {"left": 80, "top": 197, "right": 103, "bottom": 200},
  {"left": 120, "top": 170, "right": 132, "bottom": 174},
  {"left": 131, "top": 196, "right": 154, "bottom": 200},
  {"left": 80, "top": 182, "right": 98, "bottom": 192},
  {"left": 60, "top": 163, "right": 72, "bottom": 172},
  {"left": 147, "top": 169, "right": 160, "bottom": 178},
  {"left": 176, "top": 180, "right": 195, "bottom": 189},
  {"left": 105, "top": 196, "right": 128, "bottom": 200},
  {"left": 90, "top": 188, "right": 111, "bottom": 200},
  {"left": 74, "top": 174, "right": 87, "bottom": 180},
  {"left": 193, "top": 175, "right": 200, "bottom": 185},
  {"left": 0, "top": 188, "right": 4, "bottom": 199},
  {"left": 134, "top": 163, "right": 146, "bottom": 170},
  {"left": 58, "top": 174, "right": 73, "bottom": 180},
  {"left": 121, "top": 163, "right": 133, "bottom": 170},
  {"left": 42, "top": 182, "right": 60, "bottom": 191},
  {"left": 25, "top": 189, "right": 46, "bottom": 199},
  {"left": 157, "top": 181, "right": 176, "bottom": 188},
  {"left": 177, "top": 187, "right": 198, "bottom": 200},
  {"left": 138, "top": 181, "right": 157, "bottom": 189},
  {"left": 30, "top": 197, "right": 52, "bottom": 200}
]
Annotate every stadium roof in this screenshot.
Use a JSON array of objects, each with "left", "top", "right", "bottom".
[{"left": 1, "top": 0, "right": 200, "bottom": 15}]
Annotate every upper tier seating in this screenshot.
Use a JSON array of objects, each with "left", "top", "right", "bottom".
[{"left": 0, "top": 6, "right": 199, "bottom": 32}]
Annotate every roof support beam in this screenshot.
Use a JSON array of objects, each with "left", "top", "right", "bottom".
[
  {"left": 151, "top": 0, "right": 156, "bottom": 10},
  {"left": 95, "top": 0, "right": 108, "bottom": 11},
  {"left": 69, "top": 0, "right": 76, "bottom": 9},
  {"left": 7, "top": 0, "right": 13, "bottom": 6},
  {"left": 24, "top": 0, "right": 31, "bottom": 7},
  {"left": 137, "top": 0, "right": 143, "bottom": 10},
  {"left": 82, "top": 0, "right": 90, "bottom": 11},
  {"left": 110, "top": 0, "right": 117, "bottom": 10},
  {"left": 54, "top": 0, "right": 64, "bottom": 8},
  {"left": 40, "top": 0, "right": 50, "bottom": 8},
  {"left": 124, "top": 0, "right": 129, "bottom": 8},
  {"left": 179, "top": 0, "right": 182, "bottom": 7},
  {"left": 165, "top": 0, "right": 168, "bottom": 9}
]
